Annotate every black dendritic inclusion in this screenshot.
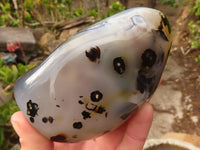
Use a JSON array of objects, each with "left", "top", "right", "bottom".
[
  {"left": 142, "top": 49, "right": 157, "bottom": 67},
  {"left": 50, "top": 134, "right": 67, "bottom": 142},
  {"left": 96, "top": 106, "right": 106, "bottom": 114},
  {"left": 42, "top": 117, "right": 48, "bottom": 123},
  {"left": 49, "top": 116, "right": 54, "bottom": 123},
  {"left": 78, "top": 100, "right": 84, "bottom": 104},
  {"left": 136, "top": 70, "right": 155, "bottom": 94},
  {"left": 85, "top": 46, "right": 101, "bottom": 62},
  {"left": 73, "top": 122, "right": 83, "bottom": 129},
  {"left": 82, "top": 111, "right": 91, "bottom": 119},
  {"left": 27, "top": 100, "right": 39, "bottom": 123},
  {"left": 137, "top": 49, "right": 157, "bottom": 94},
  {"left": 27, "top": 100, "right": 39, "bottom": 117},
  {"left": 90, "top": 90, "right": 103, "bottom": 102},
  {"left": 30, "top": 117, "right": 34, "bottom": 123},
  {"left": 113, "top": 57, "right": 125, "bottom": 74}
]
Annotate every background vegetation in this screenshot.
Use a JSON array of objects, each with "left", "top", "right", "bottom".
[{"left": 0, "top": 59, "right": 35, "bottom": 150}]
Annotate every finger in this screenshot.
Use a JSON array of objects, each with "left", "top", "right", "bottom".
[
  {"left": 93, "top": 121, "right": 127, "bottom": 150},
  {"left": 53, "top": 124, "right": 127, "bottom": 150},
  {"left": 116, "top": 103, "right": 153, "bottom": 150},
  {"left": 11, "top": 111, "right": 53, "bottom": 150}
]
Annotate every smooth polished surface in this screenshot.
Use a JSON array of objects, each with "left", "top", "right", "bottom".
[{"left": 14, "top": 7, "right": 172, "bottom": 142}]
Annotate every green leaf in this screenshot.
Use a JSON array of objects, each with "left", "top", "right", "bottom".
[
  {"left": 24, "top": 0, "right": 34, "bottom": 11},
  {"left": 11, "top": 65, "right": 19, "bottom": 82},
  {"left": 0, "top": 128, "right": 4, "bottom": 146},
  {"left": 2, "top": 109, "right": 10, "bottom": 122},
  {"left": 0, "top": 59, "right": 4, "bottom": 67},
  {"left": 194, "top": 57, "right": 199, "bottom": 62}
]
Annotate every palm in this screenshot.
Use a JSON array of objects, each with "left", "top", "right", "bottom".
[{"left": 11, "top": 103, "right": 153, "bottom": 150}]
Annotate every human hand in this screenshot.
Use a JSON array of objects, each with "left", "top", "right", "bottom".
[{"left": 11, "top": 103, "right": 153, "bottom": 150}]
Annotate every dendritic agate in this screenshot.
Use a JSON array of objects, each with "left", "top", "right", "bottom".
[{"left": 14, "top": 7, "right": 172, "bottom": 142}]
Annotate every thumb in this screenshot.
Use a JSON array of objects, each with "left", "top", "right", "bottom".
[
  {"left": 116, "top": 103, "right": 153, "bottom": 150},
  {"left": 11, "top": 111, "right": 53, "bottom": 150}
]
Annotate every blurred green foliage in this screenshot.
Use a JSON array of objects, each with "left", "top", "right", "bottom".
[
  {"left": 194, "top": 54, "right": 200, "bottom": 62},
  {"left": 188, "top": 20, "right": 200, "bottom": 49},
  {"left": 0, "top": 0, "right": 125, "bottom": 28},
  {"left": 0, "top": 100, "right": 19, "bottom": 150},
  {"left": 0, "top": 2, "right": 21, "bottom": 27},
  {"left": 88, "top": 8, "right": 99, "bottom": 18},
  {"left": 0, "top": 59, "right": 36, "bottom": 149},
  {"left": 88, "top": 1, "right": 125, "bottom": 20},
  {"left": 188, "top": 0, "right": 200, "bottom": 62},
  {"left": 188, "top": 0, "right": 200, "bottom": 48},
  {"left": 24, "top": 0, "right": 34, "bottom": 11},
  {"left": 159, "top": 0, "right": 178, "bottom": 7},
  {"left": 73, "top": 8, "right": 84, "bottom": 17},
  {"left": 0, "top": 59, "right": 35, "bottom": 93},
  {"left": 0, "top": 0, "right": 75, "bottom": 27},
  {"left": 106, "top": 1, "right": 125, "bottom": 17},
  {"left": 190, "top": 0, "right": 200, "bottom": 16}
]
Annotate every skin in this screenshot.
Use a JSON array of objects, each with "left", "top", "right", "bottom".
[{"left": 11, "top": 103, "right": 153, "bottom": 150}]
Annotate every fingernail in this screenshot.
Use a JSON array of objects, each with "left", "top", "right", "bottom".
[{"left": 11, "top": 113, "right": 21, "bottom": 134}]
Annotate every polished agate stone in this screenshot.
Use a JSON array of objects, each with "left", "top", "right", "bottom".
[{"left": 14, "top": 7, "right": 172, "bottom": 143}]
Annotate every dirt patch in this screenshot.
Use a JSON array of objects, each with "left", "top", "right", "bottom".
[{"left": 171, "top": 49, "right": 200, "bottom": 136}]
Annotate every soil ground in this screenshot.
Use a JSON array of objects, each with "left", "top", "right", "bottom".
[{"left": 171, "top": 48, "right": 200, "bottom": 136}]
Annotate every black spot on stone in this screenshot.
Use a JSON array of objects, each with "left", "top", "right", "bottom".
[
  {"left": 78, "top": 100, "right": 84, "bottom": 104},
  {"left": 136, "top": 70, "right": 155, "bottom": 94},
  {"left": 96, "top": 106, "right": 106, "bottom": 114},
  {"left": 113, "top": 57, "right": 125, "bottom": 74},
  {"left": 73, "top": 122, "right": 83, "bottom": 129},
  {"left": 50, "top": 134, "right": 67, "bottom": 142},
  {"left": 90, "top": 90, "right": 103, "bottom": 102},
  {"left": 42, "top": 117, "right": 48, "bottom": 123},
  {"left": 27, "top": 100, "right": 39, "bottom": 117},
  {"left": 56, "top": 105, "right": 60, "bottom": 107},
  {"left": 30, "top": 117, "right": 34, "bottom": 123},
  {"left": 105, "top": 112, "right": 108, "bottom": 118},
  {"left": 79, "top": 96, "right": 83, "bottom": 98},
  {"left": 82, "top": 111, "right": 91, "bottom": 120},
  {"left": 49, "top": 116, "right": 54, "bottom": 123},
  {"left": 142, "top": 49, "right": 157, "bottom": 67},
  {"left": 85, "top": 46, "right": 101, "bottom": 62}
]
